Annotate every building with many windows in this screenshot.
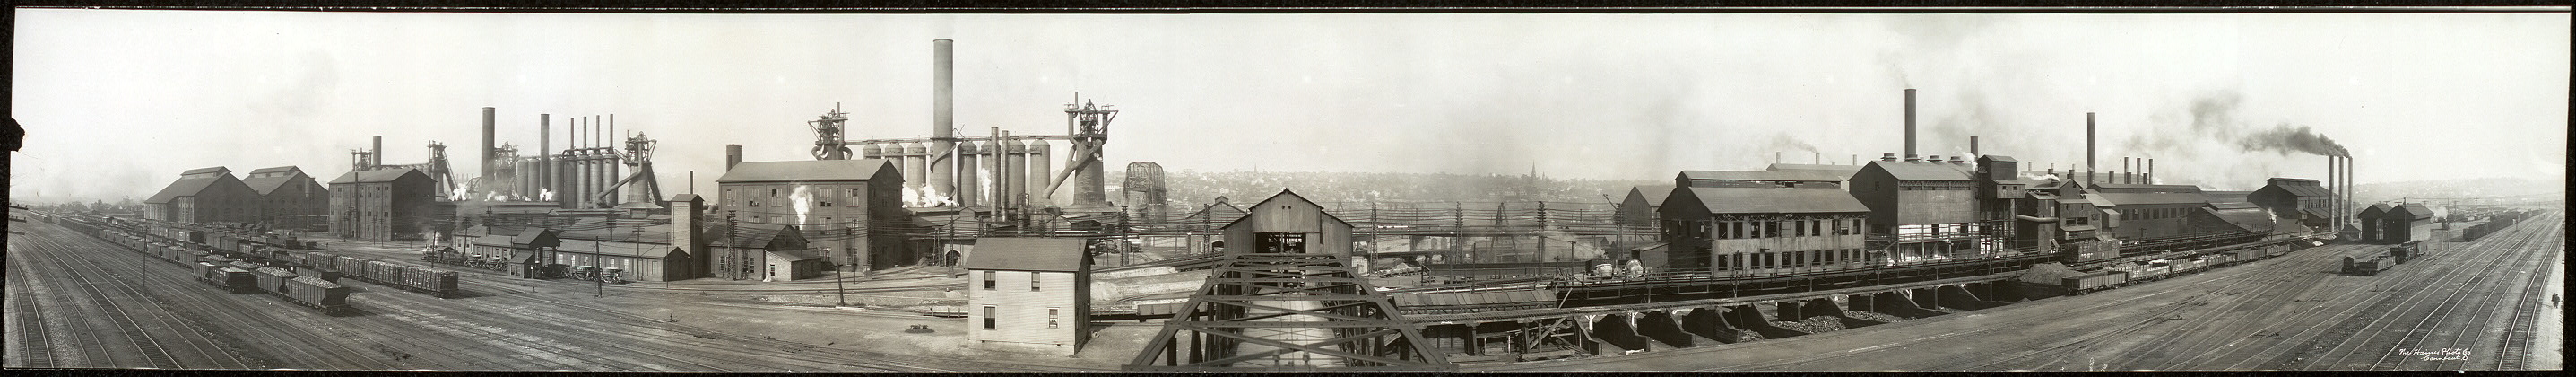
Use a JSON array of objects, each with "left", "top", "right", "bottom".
[
  {"left": 962, "top": 237, "right": 1092, "bottom": 355},
  {"left": 713, "top": 159, "right": 912, "bottom": 272},
  {"left": 1655, "top": 172, "right": 1870, "bottom": 274},
  {"left": 327, "top": 168, "right": 438, "bottom": 241}
]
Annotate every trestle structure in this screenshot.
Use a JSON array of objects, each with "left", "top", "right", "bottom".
[{"left": 1127, "top": 252, "right": 1453, "bottom": 371}]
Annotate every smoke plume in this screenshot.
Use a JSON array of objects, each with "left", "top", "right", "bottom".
[{"left": 2238, "top": 123, "right": 2350, "bottom": 157}]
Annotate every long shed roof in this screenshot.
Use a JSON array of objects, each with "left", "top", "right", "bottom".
[{"left": 1674, "top": 187, "right": 1869, "bottom": 215}]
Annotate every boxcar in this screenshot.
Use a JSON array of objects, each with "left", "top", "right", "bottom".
[
  {"left": 309, "top": 268, "right": 343, "bottom": 283},
  {"left": 229, "top": 261, "right": 264, "bottom": 271},
  {"left": 2061, "top": 271, "right": 2130, "bottom": 294},
  {"left": 279, "top": 276, "right": 351, "bottom": 315},
  {"left": 401, "top": 266, "right": 459, "bottom": 297},
  {"left": 336, "top": 256, "right": 367, "bottom": 276},
  {"left": 2347, "top": 256, "right": 2395, "bottom": 276}
]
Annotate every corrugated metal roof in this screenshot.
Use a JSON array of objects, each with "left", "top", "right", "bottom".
[
  {"left": 2094, "top": 192, "right": 2213, "bottom": 206},
  {"left": 329, "top": 168, "right": 427, "bottom": 184},
  {"left": 1864, "top": 160, "right": 1975, "bottom": 181},
  {"left": 715, "top": 159, "right": 896, "bottom": 183},
  {"left": 1630, "top": 185, "right": 1676, "bottom": 206},
  {"left": 145, "top": 177, "right": 224, "bottom": 204},
  {"left": 961, "top": 238, "right": 1088, "bottom": 272},
  {"left": 1675, "top": 187, "right": 1869, "bottom": 215}
]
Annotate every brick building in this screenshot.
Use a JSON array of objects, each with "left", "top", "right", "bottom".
[
  {"left": 243, "top": 166, "right": 330, "bottom": 232},
  {"left": 713, "top": 159, "right": 913, "bottom": 272},
  {"left": 328, "top": 168, "right": 438, "bottom": 241},
  {"left": 146, "top": 167, "right": 264, "bottom": 224}
]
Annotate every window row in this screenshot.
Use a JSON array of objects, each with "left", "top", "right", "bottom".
[
  {"left": 1712, "top": 248, "right": 1865, "bottom": 271},
  {"left": 2121, "top": 207, "right": 2188, "bottom": 221},
  {"left": 1673, "top": 217, "right": 1861, "bottom": 240}
]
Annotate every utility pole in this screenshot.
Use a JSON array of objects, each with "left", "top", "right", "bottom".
[{"left": 831, "top": 246, "right": 846, "bottom": 307}]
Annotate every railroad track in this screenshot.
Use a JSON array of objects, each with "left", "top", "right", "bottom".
[
  {"left": 2186, "top": 211, "right": 2563, "bottom": 371},
  {"left": 26, "top": 230, "right": 187, "bottom": 369},
  {"left": 2488, "top": 214, "right": 2561, "bottom": 370},
  {"left": 1946, "top": 241, "right": 2356, "bottom": 371},
  {"left": 36, "top": 221, "right": 391, "bottom": 369},
  {"left": 7, "top": 253, "right": 61, "bottom": 369},
  {"left": 2397, "top": 214, "right": 2562, "bottom": 371}
]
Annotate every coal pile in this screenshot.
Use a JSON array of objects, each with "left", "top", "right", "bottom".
[
  {"left": 1846, "top": 311, "right": 1906, "bottom": 323},
  {"left": 1800, "top": 316, "right": 1849, "bottom": 332},
  {"left": 1768, "top": 320, "right": 1822, "bottom": 333}
]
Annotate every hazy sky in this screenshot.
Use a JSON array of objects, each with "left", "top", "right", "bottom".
[{"left": 12, "top": 11, "right": 2569, "bottom": 203}]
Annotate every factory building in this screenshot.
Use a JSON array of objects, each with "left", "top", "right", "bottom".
[
  {"left": 2249, "top": 178, "right": 2336, "bottom": 229},
  {"left": 1177, "top": 197, "right": 1248, "bottom": 226},
  {"left": 146, "top": 167, "right": 265, "bottom": 224},
  {"left": 1615, "top": 185, "right": 1675, "bottom": 229},
  {"left": 472, "top": 217, "right": 694, "bottom": 282},
  {"left": 1764, "top": 163, "right": 1863, "bottom": 188},
  {"left": 962, "top": 237, "right": 1092, "bottom": 355},
  {"left": 242, "top": 166, "right": 331, "bottom": 232},
  {"left": 1223, "top": 189, "right": 1355, "bottom": 257},
  {"left": 2089, "top": 183, "right": 2208, "bottom": 240},
  {"left": 1654, "top": 171, "right": 1869, "bottom": 273},
  {"left": 714, "top": 159, "right": 914, "bottom": 273},
  {"left": 2356, "top": 203, "right": 2392, "bottom": 241},
  {"left": 2363, "top": 203, "right": 2436, "bottom": 244},
  {"left": 1848, "top": 154, "right": 1987, "bottom": 261},
  {"left": 705, "top": 223, "right": 825, "bottom": 281},
  {"left": 328, "top": 168, "right": 438, "bottom": 241}
]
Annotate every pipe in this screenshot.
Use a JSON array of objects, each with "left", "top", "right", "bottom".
[{"left": 1904, "top": 89, "right": 1918, "bottom": 159}]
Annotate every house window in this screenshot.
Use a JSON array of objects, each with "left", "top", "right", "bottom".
[
  {"left": 1049, "top": 308, "right": 1060, "bottom": 319},
  {"left": 983, "top": 306, "right": 998, "bottom": 329},
  {"left": 984, "top": 271, "right": 997, "bottom": 290},
  {"left": 1030, "top": 273, "right": 1043, "bottom": 291}
]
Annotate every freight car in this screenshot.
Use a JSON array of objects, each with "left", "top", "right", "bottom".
[
  {"left": 195, "top": 263, "right": 258, "bottom": 294},
  {"left": 399, "top": 265, "right": 461, "bottom": 298},
  {"left": 2060, "top": 271, "right": 2129, "bottom": 294},
  {"left": 2345, "top": 256, "right": 2396, "bottom": 276},
  {"left": 273, "top": 276, "right": 351, "bottom": 315}
]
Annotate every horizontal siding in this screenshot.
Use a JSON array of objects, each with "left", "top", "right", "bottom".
[{"left": 967, "top": 269, "right": 1086, "bottom": 353}]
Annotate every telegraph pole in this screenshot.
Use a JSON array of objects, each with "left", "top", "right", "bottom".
[{"left": 830, "top": 246, "right": 847, "bottom": 306}]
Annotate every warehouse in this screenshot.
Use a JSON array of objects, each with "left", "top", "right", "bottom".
[
  {"left": 328, "top": 168, "right": 438, "bottom": 241},
  {"left": 242, "top": 166, "right": 330, "bottom": 231},
  {"left": 2248, "top": 178, "right": 2335, "bottom": 228},
  {"left": 2357, "top": 203, "right": 2393, "bottom": 241},
  {"left": 1848, "top": 154, "right": 1985, "bottom": 261},
  {"left": 2089, "top": 183, "right": 2208, "bottom": 240},
  {"left": 714, "top": 158, "right": 913, "bottom": 272},
  {"left": 1615, "top": 185, "right": 1675, "bottom": 230},
  {"left": 962, "top": 237, "right": 1092, "bottom": 355},
  {"left": 702, "top": 223, "right": 825, "bottom": 281},
  {"left": 146, "top": 166, "right": 264, "bottom": 224},
  {"left": 1654, "top": 174, "right": 1869, "bottom": 274},
  {"left": 2366, "top": 203, "right": 2437, "bottom": 244}
]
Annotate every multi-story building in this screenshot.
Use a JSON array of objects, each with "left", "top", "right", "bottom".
[
  {"left": 713, "top": 159, "right": 912, "bottom": 272},
  {"left": 242, "top": 166, "right": 330, "bottom": 232},
  {"left": 1848, "top": 155, "right": 1986, "bottom": 261},
  {"left": 962, "top": 237, "right": 1091, "bottom": 355},
  {"left": 145, "top": 167, "right": 264, "bottom": 224},
  {"left": 1656, "top": 171, "right": 1869, "bottom": 273},
  {"left": 328, "top": 168, "right": 437, "bottom": 241}
]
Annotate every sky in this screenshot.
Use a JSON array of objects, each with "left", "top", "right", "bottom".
[{"left": 11, "top": 11, "right": 2569, "bottom": 204}]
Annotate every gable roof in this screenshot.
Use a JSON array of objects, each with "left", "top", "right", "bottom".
[
  {"left": 1220, "top": 189, "right": 1353, "bottom": 229},
  {"left": 145, "top": 176, "right": 228, "bottom": 204},
  {"left": 1628, "top": 185, "right": 1677, "bottom": 206},
  {"left": 1672, "top": 187, "right": 1869, "bottom": 215},
  {"left": 2093, "top": 192, "right": 2214, "bottom": 206},
  {"left": 240, "top": 171, "right": 312, "bottom": 196},
  {"left": 181, "top": 167, "right": 232, "bottom": 177},
  {"left": 2359, "top": 203, "right": 2393, "bottom": 217},
  {"left": 1181, "top": 200, "right": 1249, "bottom": 224},
  {"left": 960, "top": 237, "right": 1089, "bottom": 272},
  {"left": 511, "top": 228, "right": 562, "bottom": 248},
  {"left": 1863, "top": 160, "right": 1975, "bottom": 181},
  {"left": 2259, "top": 178, "right": 2332, "bottom": 197},
  {"left": 2392, "top": 203, "right": 2434, "bottom": 219},
  {"left": 710, "top": 223, "right": 800, "bottom": 249},
  {"left": 716, "top": 159, "right": 897, "bottom": 183},
  {"left": 1765, "top": 163, "right": 1863, "bottom": 176},
  {"left": 330, "top": 168, "right": 428, "bottom": 184}
]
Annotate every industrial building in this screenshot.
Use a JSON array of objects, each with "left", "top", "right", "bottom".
[
  {"left": 2090, "top": 183, "right": 2209, "bottom": 241},
  {"left": 242, "top": 166, "right": 330, "bottom": 232},
  {"left": 1848, "top": 155, "right": 1985, "bottom": 261},
  {"left": 1615, "top": 185, "right": 1675, "bottom": 229},
  {"left": 713, "top": 158, "right": 913, "bottom": 272},
  {"left": 145, "top": 167, "right": 264, "bottom": 224},
  {"left": 2249, "top": 178, "right": 2336, "bottom": 228},
  {"left": 2361, "top": 202, "right": 2436, "bottom": 244},
  {"left": 328, "top": 168, "right": 438, "bottom": 241},
  {"left": 702, "top": 222, "right": 824, "bottom": 281},
  {"left": 962, "top": 237, "right": 1092, "bottom": 355},
  {"left": 1654, "top": 171, "right": 1869, "bottom": 273}
]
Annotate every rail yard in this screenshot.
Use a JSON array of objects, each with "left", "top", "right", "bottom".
[{"left": 12, "top": 13, "right": 2569, "bottom": 373}]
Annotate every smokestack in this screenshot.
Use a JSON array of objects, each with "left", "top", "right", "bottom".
[
  {"left": 2086, "top": 112, "right": 2096, "bottom": 185},
  {"left": 2147, "top": 158, "right": 2154, "bottom": 184},
  {"left": 929, "top": 39, "right": 957, "bottom": 204},
  {"left": 1969, "top": 136, "right": 1979, "bottom": 155},
  {"left": 1904, "top": 89, "right": 1918, "bottom": 159},
  {"left": 540, "top": 114, "right": 551, "bottom": 195},
  {"left": 2123, "top": 157, "right": 2132, "bottom": 184},
  {"left": 725, "top": 144, "right": 742, "bottom": 171},
  {"left": 1774, "top": 152, "right": 1782, "bottom": 164},
  {"left": 1813, "top": 153, "right": 1820, "bottom": 164},
  {"left": 371, "top": 136, "right": 383, "bottom": 167},
  {"left": 481, "top": 107, "right": 497, "bottom": 182},
  {"left": 609, "top": 114, "right": 617, "bottom": 150}
]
